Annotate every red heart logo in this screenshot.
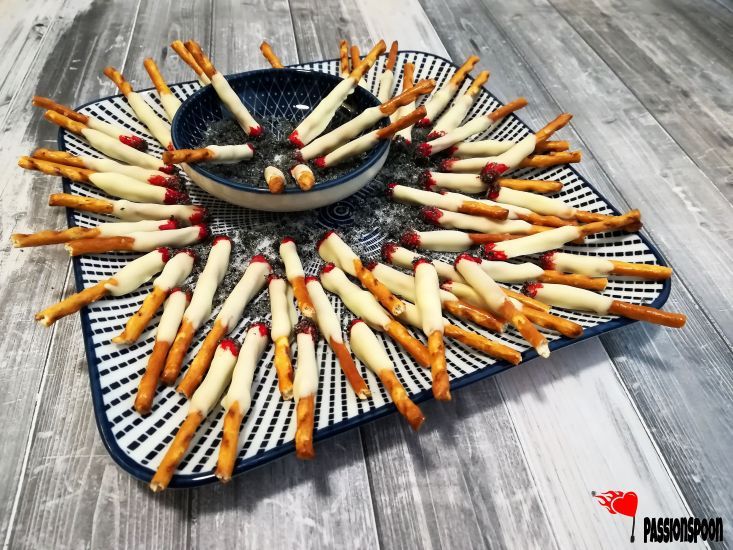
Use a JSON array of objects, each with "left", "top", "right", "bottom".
[{"left": 611, "top": 492, "right": 638, "bottom": 517}]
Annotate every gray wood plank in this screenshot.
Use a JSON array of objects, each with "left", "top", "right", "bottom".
[
  {"left": 550, "top": 0, "right": 733, "bottom": 203},
  {"left": 417, "top": 0, "right": 733, "bottom": 532}
]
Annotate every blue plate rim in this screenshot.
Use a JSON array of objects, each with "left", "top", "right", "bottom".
[{"left": 59, "top": 50, "right": 672, "bottom": 489}]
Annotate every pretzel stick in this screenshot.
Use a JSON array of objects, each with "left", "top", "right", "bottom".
[
  {"left": 48, "top": 193, "right": 206, "bottom": 224},
  {"left": 498, "top": 178, "right": 563, "bottom": 193},
  {"left": 354, "top": 258, "right": 404, "bottom": 316},
  {"left": 12, "top": 219, "right": 176, "bottom": 248},
  {"left": 265, "top": 166, "right": 286, "bottom": 194},
  {"left": 295, "top": 395, "right": 316, "bottom": 460},
  {"left": 538, "top": 270, "right": 607, "bottom": 291},
  {"left": 576, "top": 210, "right": 641, "bottom": 238},
  {"left": 171, "top": 40, "right": 211, "bottom": 84},
  {"left": 280, "top": 237, "right": 315, "bottom": 317},
  {"left": 268, "top": 275, "right": 295, "bottom": 399},
  {"left": 349, "top": 40, "right": 385, "bottom": 81},
  {"left": 149, "top": 410, "right": 204, "bottom": 492},
  {"left": 609, "top": 261, "right": 672, "bottom": 280},
  {"left": 443, "top": 324, "right": 521, "bottom": 365},
  {"left": 441, "top": 299, "right": 505, "bottom": 333},
  {"left": 428, "top": 70, "right": 490, "bottom": 139},
  {"left": 519, "top": 151, "right": 581, "bottom": 168},
  {"left": 160, "top": 318, "right": 195, "bottom": 384},
  {"left": 293, "top": 319, "right": 319, "bottom": 459},
  {"left": 503, "top": 287, "right": 550, "bottom": 311},
  {"left": 534, "top": 113, "right": 573, "bottom": 144},
  {"left": 65, "top": 225, "right": 206, "bottom": 256},
  {"left": 48, "top": 193, "right": 114, "bottom": 215},
  {"left": 143, "top": 58, "right": 181, "bottom": 121},
  {"left": 350, "top": 45, "right": 361, "bottom": 71},
  {"left": 274, "top": 337, "right": 293, "bottom": 398},
  {"left": 387, "top": 183, "right": 508, "bottom": 220},
  {"left": 216, "top": 405, "right": 243, "bottom": 482},
  {"left": 442, "top": 279, "right": 551, "bottom": 313},
  {"left": 259, "top": 41, "right": 284, "bottom": 68},
  {"left": 383, "top": 320, "right": 430, "bottom": 368},
  {"left": 516, "top": 301, "right": 583, "bottom": 338},
  {"left": 392, "top": 62, "right": 416, "bottom": 141},
  {"left": 35, "top": 279, "right": 114, "bottom": 327},
  {"left": 339, "top": 40, "right": 349, "bottom": 76},
  {"left": 417, "top": 55, "right": 480, "bottom": 126},
  {"left": 19, "top": 155, "right": 92, "bottom": 181},
  {"left": 385, "top": 40, "right": 398, "bottom": 70},
  {"left": 332, "top": 336, "right": 371, "bottom": 398}
]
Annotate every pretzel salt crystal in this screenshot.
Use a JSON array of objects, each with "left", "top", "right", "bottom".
[
  {"left": 35, "top": 248, "right": 169, "bottom": 327},
  {"left": 150, "top": 338, "right": 239, "bottom": 492},
  {"left": 413, "top": 258, "right": 450, "bottom": 400},
  {"left": 316, "top": 230, "right": 405, "bottom": 316},
  {"left": 259, "top": 41, "right": 284, "bottom": 69},
  {"left": 289, "top": 40, "right": 387, "bottom": 147},
  {"left": 42, "top": 111, "right": 174, "bottom": 173},
  {"left": 428, "top": 70, "right": 490, "bottom": 139},
  {"left": 297, "top": 80, "right": 435, "bottom": 162},
  {"left": 12, "top": 218, "right": 176, "bottom": 248},
  {"left": 268, "top": 275, "right": 296, "bottom": 399},
  {"left": 18, "top": 156, "right": 187, "bottom": 205},
  {"left": 103, "top": 66, "right": 173, "bottom": 150},
  {"left": 65, "top": 224, "right": 207, "bottom": 256},
  {"left": 163, "top": 144, "right": 254, "bottom": 165},
  {"left": 215, "top": 322, "right": 270, "bottom": 481},
  {"left": 392, "top": 62, "right": 416, "bottom": 142},
  {"left": 417, "top": 98, "right": 528, "bottom": 156},
  {"left": 264, "top": 166, "right": 286, "bottom": 194},
  {"left": 290, "top": 164, "right": 315, "bottom": 191},
  {"left": 113, "top": 250, "right": 195, "bottom": 345},
  {"left": 522, "top": 282, "right": 686, "bottom": 328},
  {"left": 143, "top": 58, "right": 182, "bottom": 122},
  {"left": 386, "top": 183, "right": 508, "bottom": 220},
  {"left": 134, "top": 288, "right": 191, "bottom": 415},
  {"left": 170, "top": 40, "right": 211, "bottom": 85},
  {"left": 376, "top": 41, "right": 399, "bottom": 103},
  {"left": 320, "top": 264, "right": 430, "bottom": 368},
  {"left": 48, "top": 193, "right": 206, "bottom": 224},
  {"left": 540, "top": 250, "right": 673, "bottom": 280},
  {"left": 349, "top": 319, "right": 425, "bottom": 429},
  {"left": 160, "top": 236, "right": 232, "bottom": 385},
  {"left": 178, "top": 255, "right": 271, "bottom": 398},
  {"left": 279, "top": 237, "right": 315, "bottom": 318},
  {"left": 185, "top": 40, "right": 263, "bottom": 137},
  {"left": 416, "top": 55, "right": 479, "bottom": 127},
  {"left": 455, "top": 254, "right": 550, "bottom": 357},
  {"left": 293, "top": 319, "right": 319, "bottom": 459},
  {"left": 382, "top": 242, "right": 465, "bottom": 283},
  {"left": 305, "top": 276, "right": 370, "bottom": 399},
  {"left": 32, "top": 96, "right": 147, "bottom": 151},
  {"left": 314, "top": 106, "right": 426, "bottom": 168},
  {"left": 339, "top": 40, "right": 350, "bottom": 77},
  {"left": 32, "top": 148, "right": 179, "bottom": 187}
]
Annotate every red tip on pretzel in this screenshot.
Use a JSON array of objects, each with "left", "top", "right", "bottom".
[
  {"left": 212, "top": 235, "right": 231, "bottom": 246},
  {"left": 412, "top": 256, "right": 431, "bottom": 269},
  {"left": 521, "top": 282, "right": 543, "bottom": 298},
  {"left": 440, "top": 280, "right": 453, "bottom": 291},
  {"left": 539, "top": 250, "right": 558, "bottom": 270},
  {"left": 196, "top": 224, "right": 209, "bottom": 240},
  {"left": 313, "top": 157, "right": 327, "bottom": 169},
  {"left": 400, "top": 229, "right": 421, "bottom": 249},
  {"left": 416, "top": 117, "right": 430, "bottom": 127},
  {"left": 248, "top": 143, "right": 255, "bottom": 153},
  {"left": 148, "top": 174, "right": 180, "bottom": 187},
  {"left": 189, "top": 207, "right": 208, "bottom": 224},
  {"left": 446, "top": 145, "right": 458, "bottom": 155},
  {"left": 159, "top": 164, "right": 177, "bottom": 175},
  {"left": 418, "top": 170, "right": 436, "bottom": 191},
  {"left": 348, "top": 318, "right": 365, "bottom": 332},
  {"left": 482, "top": 243, "right": 507, "bottom": 261},
  {"left": 267, "top": 273, "right": 281, "bottom": 284},
  {"left": 362, "top": 259, "right": 378, "bottom": 271},
  {"left": 293, "top": 150, "right": 304, "bottom": 163},
  {"left": 304, "top": 275, "right": 319, "bottom": 284},
  {"left": 158, "top": 219, "right": 179, "bottom": 231},
  {"left": 320, "top": 262, "right": 336, "bottom": 275},
  {"left": 178, "top": 248, "right": 197, "bottom": 261},
  {"left": 295, "top": 319, "right": 319, "bottom": 342},
  {"left": 439, "top": 158, "right": 457, "bottom": 171},
  {"left": 280, "top": 236, "right": 295, "bottom": 244},
  {"left": 381, "top": 241, "right": 398, "bottom": 262},
  {"left": 288, "top": 131, "right": 304, "bottom": 148},
  {"left": 420, "top": 206, "right": 443, "bottom": 225},
  {"left": 454, "top": 253, "right": 480, "bottom": 267},
  {"left": 163, "top": 188, "right": 189, "bottom": 205},
  {"left": 250, "top": 254, "right": 270, "bottom": 265},
  {"left": 220, "top": 338, "right": 241, "bottom": 357},
  {"left": 415, "top": 142, "right": 432, "bottom": 158},
  {"left": 157, "top": 247, "right": 172, "bottom": 263},
  {"left": 169, "top": 287, "right": 193, "bottom": 302},
  {"left": 480, "top": 162, "right": 508, "bottom": 196},
  {"left": 385, "top": 182, "right": 397, "bottom": 198},
  {"left": 249, "top": 321, "right": 270, "bottom": 338},
  {"left": 119, "top": 135, "right": 147, "bottom": 151},
  {"left": 248, "top": 126, "right": 264, "bottom": 139},
  {"left": 316, "top": 230, "right": 335, "bottom": 251},
  {"left": 426, "top": 131, "right": 445, "bottom": 140}
]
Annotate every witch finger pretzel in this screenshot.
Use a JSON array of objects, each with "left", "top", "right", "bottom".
[
  {"left": 416, "top": 55, "right": 480, "bottom": 127},
  {"left": 428, "top": 70, "right": 490, "bottom": 139},
  {"left": 421, "top": 170, "right": 562, "bottom": 195},
  {"left": 279, "top": 236, "right": 315, "bottom": 318},
  {"left": 259, "top": 41, "right": 284, "bottom": 69},
  {"left": 143, "top": 58, "right": 182, "bottom": 122},
  {"left": 386, "top": 183, "right": 508, "bottom": 220},
  {"left": 48, "top": 193, "right": 206, "bottom": 224},
  {"left": 163, "top": 144, "right": 254, "bottom": 165},
  {"left": 382, "top": 241, "right": 465, "bottom": 283},
  {"left": 65, "top": 224, "right": 207, "bottom": 256},
  {"left": 170, "top": 40, "right": 211, "bottom": 85},
  {"left": 539, "top": 250, "right": 673, "bottom": 280},
  {"left": 451, "top": 138, "right": 567, "bottom": 158},
  {"left": 268, "top": 275, "right": 297, "bottom": 399},
  {"left": 293, "top": 319, "right": 319, "bottom": 459},
  {"left": 376, "top": 41, "right": 399, "bottom": 102},
  {"left": 392, "top": 62, "right": 416, "bottom": 143}
]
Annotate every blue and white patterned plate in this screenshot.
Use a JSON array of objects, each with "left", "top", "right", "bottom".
[{"left": 58, "top": 51, "right": 670, "bottom": 488}]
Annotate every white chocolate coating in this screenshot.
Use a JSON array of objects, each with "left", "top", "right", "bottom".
[
  {"left": 430, "top": 208, "right": 531, "bottom": 234},
  {"left": 377, "top": 70, "right": 394, "bottom": 103},
  {"left": 264, "top": 166, "right": 285, "bottom": 186},
  {"left": 424, "top": 115, "right": 494, "bottom": 155},
  {"left": 221, "top": 326, "right": 269, "bottom": 415},
  {"left": 292, "top": 331, "right": 318, "bottom": 400},
  {"left": 320, "top": 266, "right": 391, "bottom": 329},
  {"left": 453, "top": 139, "right": 515, "bottom": 157},
  {"left": 126, "top": 92, "right": 172, "bottom": 149},
  {"left": 215, "top": 260, "right": 271, "bottom": 330},
  {"left": 533, "top": 283, "right": 613, "bottom": 314},
  {"left": 391, "top": 185, "right": 464, "bottom": 211},
  {"left": 110, "top": 201, "right": 202, "bottom": 223},
  {"left": 317, "top": 233, "right": 359, "bottom": 276},
  {"left": 294, "top": 77, "right": 355, "bottom": 145},
  {"left": 88, "top": 172, "right": 167, "bottom": 203},
  {"left": 392, "top": 99, "right": 416, "bottom": 141},
  {"left": 496, "top": 188, "right": 575, "bottom": 219},
  {"left": 153, "top": 251, "right": 195, "bottom": 291},
  {"left": 86, "top": 116, "right": 137, "bottom": 142},
  {"left": 81, "top": 156, "right": 170, "bottom": 183},
  {"left": 322, "top": 130, "right": 379, "bottom": 167},
  {"left": 279, "top": 240, "right": 305, "bottom": 279},
  {"left": 105, "top": 249, "right": 166, "bottom": 296},
  {"left": 422, "top": 82, "right": 458, "bottom": 122},
  {"left": 306, "top": 278, "right": 343, "bottom": 344},
  {"left": 206, "top": 144, "right": 254, "bottom": 164},
  {"left": 442, "top": 280, "right": 482, "bottom": 308},
  {"left": 490, "top": 225, "right": 580, "bottom": 259},
  {"left": 455, "top": 258, "right": 506, "bottom": 312},
  {"left": 269, "top": 278, "right": 293, "bottom": 341},
  {"left": 411, "top": 230, "right": 473, "bottom": 252},
  {"left": 479, "top": 260, "right": 544, "bottom": 283},
  {"left": 551, "top": 252, "right": 614, "bottom": 277},
  {"left": 82, "top": 128, "right": 163, "bottom": 170},
  {"left": 98, "top": 219, "right": 170, "bottom": 237},
  {"left": 432, "top": 94, "right": 474, "bottom": 136},
  {"left": 160, "top": 92, "right": 182, "bottom": 122},
  {"left": 370, "top": 263, "right": 457, "bottom": 305},
  {"left": 386, "top": 245, "right": 465, "bottom": 283},
  {"left": 299, "top": 106, "right": 383, "bottom": 161},
  {"left": 156, "top": 290, "right": 189, "bottom": 343},
  {"left": 211, "top": 72, "right": 260, "bottom": 135},
  {"left": 425, "top": 172, "right": 487, "bottom": 194},
  {"left": 184, "top": 239, "right": 232, "bottom": 328},
  {"left": 129, "top": 226, "right": 204, "bottom": 251},
  {"left": 349, "top": 321, "right": 393, "bottom": 374},
  {"left": 189, "top": 344, "right": 237, "bottom": 415},
  {"left": 290, "top": 164, "right": 314, "bottom": 184},
  {"left": 447, "top": 134, "right": 536, "bottom": 172},
  {"left": 414, "top": 262, "right": 443, "bottom": 335}
]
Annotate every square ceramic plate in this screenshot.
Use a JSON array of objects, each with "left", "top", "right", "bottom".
[{"left": 58, "top": 51, "right": 670, "bottom": 487}]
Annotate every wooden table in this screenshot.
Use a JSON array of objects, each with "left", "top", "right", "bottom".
[{"left": 1, "top": 0, "right": 731, "bottom": 548}]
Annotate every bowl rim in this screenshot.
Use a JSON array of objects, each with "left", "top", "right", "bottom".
[{"left": 171, "top": 67, "right": 390, "bottom": 195}]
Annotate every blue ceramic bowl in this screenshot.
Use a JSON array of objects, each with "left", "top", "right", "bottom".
[{"left": 171, "top": 68, "right": 389, "bottom": 212}]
